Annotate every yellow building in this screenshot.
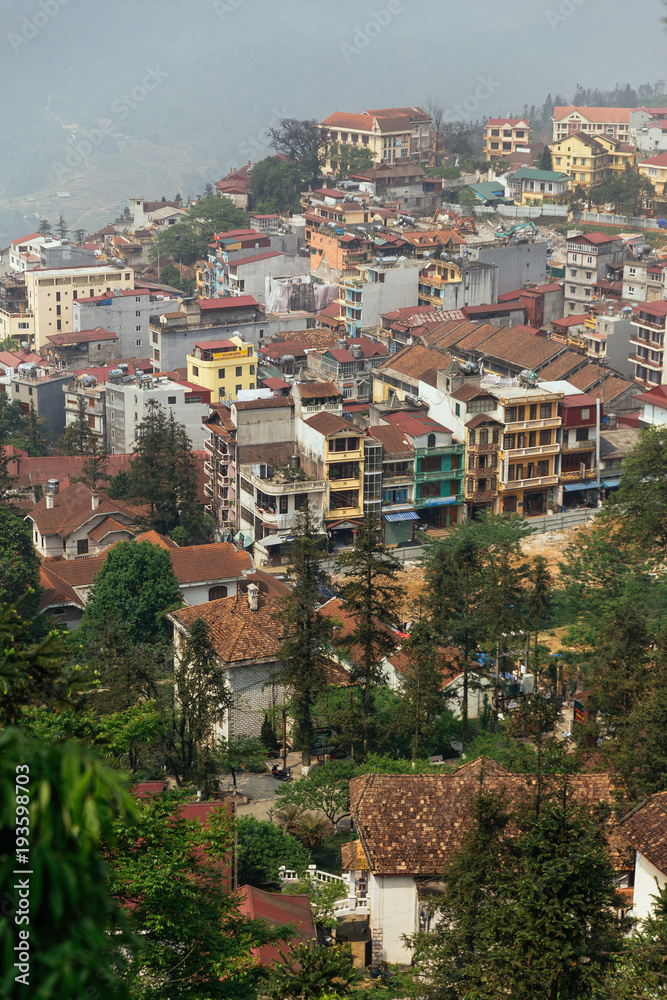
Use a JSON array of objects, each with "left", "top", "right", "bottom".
[
  {"left": 639, "top": 151, "right": 667, "bottom": 199},
  {"left": 186, "top": 336, "right": 256, "bottom": 401},
  {"left": 550, "top": 133, "right": 609, "bottom": 188},
  {"left": 484, "top": 117, "right": 531, "bottom": 160},
  {"left": 0, "top": 274, "right": 34, "bottom": 345},
  {"left": 25, "top": 264, "right": 134, "bottom": 350},
  {"left": 319, "top": 107, "right": 432, "bottom": 172},
  {"left": 299, "top": 411, "right": 365, "bottom": 539},
  {"left": 594, "top": 135, "right": 639, "bottom": 174}
]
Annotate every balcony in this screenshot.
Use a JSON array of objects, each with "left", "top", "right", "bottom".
[
  {"left": 468, "top": 443, "right": 498, "bottom": 453},
  {"left": 629, "top": 333, "right": 663, "bottom": 350},
  {"left": 562, "top": 440, "right": 596, "bottom": 452},
  {"left": 249, "top": 473, "right": 326, "bottom": 495},
  {"left": 628, "top": 353, "right": 663, "bottom": 370},
  {"left": 327, "top": 476, "right": 361, "bottom": 490},
  {"left": 504, "top": 444, "right": 559, "bottom": 459},
  {"left": 560, "top": 468, "right": 598, "bottom": 483},
  {"left": 500, "top": 474, "right": 558, "bottom": 490},
  {"left": 257, "top": 510, "right": 300, "bottom": 530},
  {"left": 505, "top": 418, "right": 561, "bottom": 432},
  {"left": 468, "top": 489, "right": 499, "bottom": 502},
  {"left": 632, "top": 316, "right": 666, "bottom": 332},
  {"left": 325, "top": 505, "right": 363, "bottom": 520},
  {"left": 383, "top": 474, "right": 414, "bottom": 486}
]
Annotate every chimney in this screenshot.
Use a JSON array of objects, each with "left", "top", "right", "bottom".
[
  {"left": 91, "top": 492, "right": 100, "bottom": 510},
  {"left": 247, "top": 583, "right": 259, "bottom": 612},
  {"left": 46, "top": 493, "right": 54, "bottom": 509}
]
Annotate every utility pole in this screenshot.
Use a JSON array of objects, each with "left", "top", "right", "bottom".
[{"left": 282, "top": 708, "right": 287, "bottom": 772}]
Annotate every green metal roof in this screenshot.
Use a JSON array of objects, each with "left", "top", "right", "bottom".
[
  {"left": 468, "top": 182, "right": 506, "bottom": 203},
  {"left": 510, "top": 168, "right": 571, "bottom": 182}
]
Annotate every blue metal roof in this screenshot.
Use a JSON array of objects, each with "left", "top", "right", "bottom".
[
  {"left": 602, "top": 477, "right": 620, "bottom": 488},
  {"left": 384, "top": 510, "right": 420, "bottom": 523},
  {"left": 563, "top": 481, "right": 600, "bottom": 492}
]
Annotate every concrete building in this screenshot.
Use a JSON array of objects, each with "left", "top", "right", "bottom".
[
  {"left": 73, "top": 286, "right": 179, "bottom": 358},
  {"left": 10, "top": 366, "right": 74, "bottom": 440},
  {"left": 7, "top": 233, "right": 51, "bottom": 272},
  {"left": 306, "top": 336, "right": 389, "bottom": 402},
  {"left": 63, "top": 376, "right": 107, "bottom": 444},
  {"left": 484, "top": 117, "right": 532, "bottom": 160},
  {"left": 467, "top": 241, "right": 550, "bottom": 297},
  {"left": 26, "top": 482, "right": 137, "bottom": 560},
  {"left": 126, "top": 198, "right": 182, "bottom": 232},
  {"left": 417, "top": 259, "right": 498, "bottom": 311},
  {"left": 505, "top": 167, "right": 571, "bottom": 204},
  {"left": 618, "top": 791, "right": 667, "bottom": 924},
  {"left": 552, "top": 106, "right": 633, "bottom": 143},
  {"left": 628, "top": 299, "right": 667, "bottom": 387},
  {"left": 187, "top": 336, "right": 257, "bottom": 402},
  {"left": 337, "top": 261, "right": 422, "bottom": 336},
  {"left": 43, "top": 327, "right": 118, "bottom": 370},
  {"left": 105, "top": 374, "right": 211, "bottom": 453},
  {"left": 0, "top": 273, "right": 34, "bottom": 345},
  {"left": 223, "top": 250, "right": 311, "bottom": 302},
  {"left": 25, "top": 262, "right": 134, "bottom": 350},
  {"left": 319, "top": 107, "right": 432, "bottom": 171},
  {"left": 564, "top": 232, "right": 625, "bottom": 317}
]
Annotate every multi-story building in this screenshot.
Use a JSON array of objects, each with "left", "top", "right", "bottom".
[
  {"left": 381, "top": 411, "right": 465, "bottom": 528},
  {"left": 558, "top": 393, "right": 601, "bottom": 509},
  {"left": 497, "top": 384, "right": 563, "bottom": 516},
  {"left": 238, "top": 462, "right": 326, "bottom": 566},
  {"left": 464, "top": 413, "right": 504, "bottom": 518},
  {"left": 319, "top": 107, "right": 432, "bottom": 171},
  {"left": 639, "top": 151, "right": 667, "bottom": 207},
  {"left": 369, "top": 423, "right": 416, "bottom": 546},
  {"left": 550, "top": 133, "right": 610, "bottom": 188},
  {"left": 73, "top": 286, "right": 179, "bottom": 358},
  {"left": 466, "top": 241, "right": 549, "bottom": 297},
  {"left": 63, "top": 376, "right": 107, "bottom": 444},
  {"left": 417, "top": 259, "right": 498, "bottom": 310},
  {"left": 0, "top": 273, "right": 34, "bottom": 345},
  {"left": 564, "top": 232, "right": 625, "bottom": 316},
  {"left": 7, "top": 233, "right": 52, "bottom": 272},
  {"left": 337, "top": 261, "right": 422, "bottom": 336},
  {"left": 628, "top": 300, "right": 667, "bottom": 387},
  {"left": 222, "top": 250, "right": 310, "bottom": 301},
  {"left": 25, "top": 263, "right": 134, "bottom": 350},
  {"left": 484, "top": 117, "right": 532, "bottom": 160},
  {"left": 105, "top": 375, "right": 211, "bottom": 453},
  {"left": 306, "top": 337, "right": 389, "bottom": 402},
  {"left": 505, "top": 167, "right": 571, "bottom": 204},
  {"left": 186, "top": 336, "right": 257, "bottom": 402},
  {"left": 43, "top": 328, "right": 118, "bottom": 371},
  {"left": 552, "top": 106, "right": 632, "bottom": 143},
  {"left": 307, "top": 227, "right": 372, "bottom": 281},
  {"left": 594, "top": 135, "right": 640, "bottom": 174},
  {"left": 10, "top": 366, "right": 74, "bottom": 440}
]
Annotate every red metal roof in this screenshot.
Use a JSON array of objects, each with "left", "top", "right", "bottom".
[{"left": 199, "top": 296, "right": 258, "bottom": 310}]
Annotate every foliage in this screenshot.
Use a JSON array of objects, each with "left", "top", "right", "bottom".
[
  {"left": 217, "top": 734, "right": 265, "bottom": 793},
  {"left": 463, "top": 731, "right": 583, "bottom": 776},
  {"left": 423, "top": 165, "right": 461, "bottom": 180},
  {"left": 608, "top": 426, "right": 667, "bottom": 553},
  {"left": 590, "top": 166, "right": 655, "bottom": 216},
  {"left": 108, "top": 791, "right": 281, "bottom": 1000},
  {"left": 249, "top": 156, "right": 313, "bottom": 214},
  {"left": 335, "top": 514, "right": 403, "bottom": 750},
  {"left": 236, "top": 815, "right": 309, "bottom": 887},
  {"left": 80, "top": 540, "right": 182, "bottom": 647},
  {"left": 261, "top": 711, "right": 281, "bottom": 753},
  {"left": 601, "top": 882, "right": 667, "bottom": 998},
  {"left": 0, "top": 505, "right": 42, "bottom": 619},
  {"left": 274, "top": 761, "right": 357, "bottom": 829},
  {"left": 266, "top": 118, "right": 329, "bottom": 188},
  {"left": 0, "top": 335, "right": 19, "bottom": 352},
  {"left": 164, "top": 617, "right": 231, "bottom": 794},
  {"left": 55, "top": 398, "right": 91, "bottom": 455},
  {"left": 265, "top": 943, "right": 362, "bottom": 1000},
  {"left": 9, "top": 402, "right": 49, "bottom": 456},
  {"left": 106, "top": 469, "right": 133, "bottom": 499},
  {"left": 614, "top": 673, "right": 667, "bottom": 801},
  {"left": 148, "top": 194, "right": 248, "bottom": 266},
  {"left": 277, "top": 502, "right": 334, "bottom": 760},
  {"left": 396, "top": 620, "right": 450, "bottom": 760},
  {"left": 282, "top": 876, "right": 347, "bottom": 929},
  {"left": 0, "top": 728, "right": 137, "bottom": 1000},
  {"left": 328, "top": 143, "right": 376, "bottom": 179},
  {"left": 413, "top": 790, "right": 625, "bottom": 1000},
  {"left": 538, "top": 145, "right": 554, "bottom": 171},
  {"left": 75, "top": 435, "right": 110, "bottom": 490}
]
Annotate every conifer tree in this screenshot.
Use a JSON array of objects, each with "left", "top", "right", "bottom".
[{"left": 398, "top": 620, "right": 448, "bottom": 760}]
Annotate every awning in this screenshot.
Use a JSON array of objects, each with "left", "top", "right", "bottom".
[
  {"left": 563, "top": 481, "right": 600, "bottom": 492},
  {"left": 602, "top": 477, "right": 620, "bottom": 488},
  {"left": 257, "top": 534, "right": 293, "bottom": 548},
  {"left": 328, "top": 520, "right": 359, "bottom": 531},
  {"left": 384, "top": 511, "right": 420, "bottom": 523}
]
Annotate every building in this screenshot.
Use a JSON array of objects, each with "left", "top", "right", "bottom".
[
  {"left": 464, "top": 413, "right": 504, "bottom": 518},
  {"left": 351, "top": 163, "right": 443, "bottom": 212},
  {"left": 484, "top": 117, "right": 532, "bottom": 160},
  {"left": 628, "top": 300, "right": 667, "bottom": 387},
  {"left": 215, "top": 163, "right": 254, "bottom": 210},
  {"left": 43, "top": 327, "right": 118, "bottom": 370},
  {"left": 73, "top": 286, "right": 179, "bottom": 358},
  {"left": 634, "top": 382, "right": 667, "bottom": 425},
  {"left": 337, "top": 261, "right": 422, "bottom": 337},
  {"left": 306, "top": 227, "right": 373, "bottom": 282},
  {"left": 552, "top": 106, "right": 632, "bottom": 143},
  {"left": 10, "top": 365, "right": 74, "bottom": 440},
  {"left": 25, "top": 263, "right": 134, "bottom": 350},
  {"left": 618, "top": 791, "right": 667, "bottom": 923},
  {"left": 505, "top": 167, "right": 572, "bottom": 204},
  {"left": 319, "top": 107, "right": 432, "bottom": 170},
  {"left": 557, "top": 393, "right": 601, "bottom": 509},
  {"left": 168, "top": 586, "right": 289, "bottom": 739},
  {"left": 7, "top": 233, "right": 52, "bottom": 272},
  {"left": 467, "top": 241, "right": 550, "bottom": 297},
  {"left": 306, "top": 337, "right": 389, "bottom": 402},
  {"left": 186, "top": 337, "right": 257, "bottom": 402},
  {"left": 550, "top": 133, "right": 611, "bottom": 188},
  {"left": 126, "top": 198, "right": 182, "bottom": 232},
  {"left": 417, "top": 258, "right": 498, "bottom": 311},
  {"left": 26, "top": 481, "right": 137, "bottom": 560},
  {"left": 639, "top": 151, "right": 667, "bottom": 206},
  {"left": 238, "top": 886, "right": 316, "bottom": 968},
  {"left": 564, "top": 232, "right": 625, "bottom": 316},
  {"left": 63, "top": 375, "right": 107, "bottom": 445},
  {"left": 368, "top": 423, "right": 416, "bottom": 546},
  {"left": 105, "top": 374, "right": 211, "bottom": 453},
  {"left": 0, "top": 273, "right": 34, "bottom": 344},
  {"left": 222, "top": 250, "right": 310, "bottom": 302}
]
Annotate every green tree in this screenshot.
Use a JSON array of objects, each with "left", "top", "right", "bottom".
[
  {"left": 55, "top": 213, "right": 69, "bottom": 239},
  {"left": 75, "top": 435, "right": 110, "bottom": 490},
  {"left": 236, "top": 815, "right": 309, "bottom": 887},
  {"left": 148, "top": 195, "right": 248, "bottom": 266},
  {"left": 55, "top": 397, "right": 91, "bottom": 455},
  {"left": 415, "top": 790, "right": 625, "bottom": 1000},
  {"left": 37, "top": 218, "right": 52, "bottom": 236},
  {"left": 608, "top": 426, "right": 667, "bottom": 553},
  {"left": 80, "top": 540, "right": 182, "bottom": 647},
  {"left": 328, "top": 143, "right": 376, "bottom": 179},
  {"left": 265, "top": 943, "right": 361, "bottom": 1000},
  {"left": 108, "top": 792, "right": 281, "bottom": 1000},
  {"left": 602, "top": 883, "right": 667, "bottom": 998},
  {"left": 165, "top": 617, "right": 231, "bottom": 794},
  {"left": 335, "top": 514, "right": 403, "bottom": 752},
  {"left": 538, "top": 145, "right": 554, "bottom": 170},
  {"left": 73, "top": 228, "right": 86, "bottom": 245},
  {"left": 248, "top": 156, "right": 311, "bottom": 214},
  {"left": 0, "top": 335, "right": 19, "bottom": 352},
  {"left": 526, "top": 554, "right": 553, "bottom": 677},
  {"left": 616, "top": 680, "right": 667, "bottom": 800},
  {"left": 217, "top": 734, "right": 265, "bottom": 795},
  {"left": 261, "top": 712, "right": 280, "bottom": 753},
  {"left": 397, "top": 620, "right": 449, "bottom": 760},
  {"left": 277, "top": 502, "right": 334, "bottom": 763},
  {"left": 0, "top": 728, "right": 137, "bottom": 1000},
  {"left": 12, "top": 402, "right": 49, "bottom": 455},
  {"left": 590, "top": 166, "right": 655, "bottom": 216},
  {"left": 273, "top": 760, "right": 358, "bottom": 829},
  {"left": 266, "top": 118, "right": 329, "bottom": 188},
  {"left": 0, "top": 505, "right": 41, "bottom": 618}
]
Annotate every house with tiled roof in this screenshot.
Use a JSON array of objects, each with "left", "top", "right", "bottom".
[
  {"left": 26, "top": 481, "right": 138, "bottom": 560},
  {"left": 238, "top": 886, "right": 316, "bottom": 967},
  {"left": 319, "top": 107, "right": 432, "bottom": 171},
  {"left": 619, "top": 791, "right": 667, "bottom": 921},
  {"left": 168, "top": 585, "right": 288, "bottom": 739},
  {"left": 306, "top": 337, "right": 389, "bottom": 403},
  {"left": 484, "top": 117, "right": 531, "bottom": 160},
  {"left": 341, "top": 765, "right": 622, "bottom": 965}
]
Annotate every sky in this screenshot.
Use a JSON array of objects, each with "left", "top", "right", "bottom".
[{"left": 1, "top": 0, "right": 666, "bottom": 240}]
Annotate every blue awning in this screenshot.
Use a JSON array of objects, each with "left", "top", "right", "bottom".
[
  {"left": 384, "top": 511, "right": 420, "bottom": 523},
  {"left": 602, "top": 477, "right": 620, "bottom": 488},
  {"left": 564, "top": 481, "right": 600, "bottom": 492}
]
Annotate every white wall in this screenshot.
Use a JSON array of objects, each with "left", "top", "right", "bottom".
[
  {"left": 368, "top": 874, "right": 418, "bottom": 965},
  {"left": 633, "top": 852, "right": 667, "bottom": 923}
]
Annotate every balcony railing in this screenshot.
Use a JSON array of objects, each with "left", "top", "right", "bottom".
[
  {"left": 468, "top": 489, "right": 498, "bottom": 501},
  {"left": 628, "top": 353, "right": 662, "bottom": 370},
  {"left": 632, "top": 317, "right": 666, "bottom": 332},
  {"left": 562, "top": 440, "right": 596, "bottom": 452},
  {"left": 505, "top": 418, "right": 561, "bottom": 432},
  {"left": 500, "top": 474, "right": 558, "bottom": 490},
  {"left": 468, "top": 443, "right": 498, "bottom": 453},
  {"left": 383, "top": 474, "right": 414, "bottom": 485},
  {"left": 417, "top": 468, "right": 463, "bottom": 480},
  {"left": 325, "top": 505, "right": 363, "bottom": 519},
  {"left": 250, "top": 474, "right": 326, "bottom": 494},
  {"left": 629, "top": 334, "right": 663, "bottom": 349},
  {"left": 504, "top": 444, "right": 559, "bottom": 459},
  {"left": 560, "top": 468, "right": 598, "bottom": 482}
]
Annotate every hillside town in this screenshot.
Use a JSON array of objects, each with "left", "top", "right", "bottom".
[{"left": 5, "top": 90, "right": 667, "bottom": 1000}]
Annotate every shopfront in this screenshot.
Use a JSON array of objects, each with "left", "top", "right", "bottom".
[{"left": 384, "top": 510, "right": 419, "bottom": 545}]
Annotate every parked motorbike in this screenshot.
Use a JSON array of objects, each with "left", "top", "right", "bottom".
[{"left": 271, "top": 765, "right": 291, "bottom": 781}]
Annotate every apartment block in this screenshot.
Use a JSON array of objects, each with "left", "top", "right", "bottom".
[
  {"left": 484, "top": 117, "right": 531, "bottom": 160},
  {"left": 105, "top": 375, "right": 211, "bottom": 453},
  {"left": 564, "top": 232, "right": 625, "bottom": 316},
  {"left": 73, "top": 286, "right": 179, "bottom": 358},
  {"left": 628, "top": 300, "right": 667, "bottom": 387},
  {"left": 319, "top": 107, "right": 432, "bottom": 171},
  {"left": 552, "top": 106, "right": 632, "bottom": 143},
  {"left": 187, "top": 337, "right": 257, "bottom": 402}
]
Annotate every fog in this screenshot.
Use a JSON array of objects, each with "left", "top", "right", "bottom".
[{"left": 1, "top": 0, "right": 665, "bottom": 243}]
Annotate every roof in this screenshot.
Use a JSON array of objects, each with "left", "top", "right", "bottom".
[
  {"left": 510, "top": 167, "right": 571, "bottom": 182},
  {"left": 368, "top": 424, "right": 413, "bottom": 457},
  {"left": 320, "top": 111, "right": 375, "bottom": 130},
  {"left": 535, "top": 353, "right": 583, "bottom": 381},
  {"left": 169, "top": 543, "right": 252, "bottom": 584},
  {"left": 465, "top": 412, "right": 504, "bottom": 429},
  {"left": 233, "top": 397, "right": 293, "bottom": 411},
  {"left": 379, "top": 343, "right": 452, "bottom": 382},
  {"left": 38, "top": 562, "right": 85, "bottom": 613},
  {"left": 260, "top": 341, "right": 308, "bottom": 360},
  {"left": 229, "top": 250, "right": 284, "bottom": 268},
  {"left": 634, "top": 300, "right": 667, "bottom": 317},
  {"left": 566, "top": 364, "right": 604, "bottom": 391},
  {"left": 634, "top": 384, "right": 667, "bottom": 407},
  {"left": 87, "top": 516, "right": 134, "bottom": 542},
  {"left": 384, "top": 411, "right": 451, "bottom": 437},
  {"left": 297, "top": 381, "right": 339, "bottom": 398},
  {"left": 640, "top": 151, "right": 667, "bottom": 167},
  {"left": 554, "top": 106, "right": 632, "bottom": 123},
  {"left": 349, "top": 772, "right": 618, "bottom": 876},
  {"left": 567, "top": 231, "right": 620, "bottom": 246},
  {"left": 618, "top": 792, "right": 667, "bottom": 875},
  {"left": 451, "top": 383, "right": 492, "bottom": 403},
  {"left": 199, "top": 296, "right": 259, "bottom": 311},
  {"left": 365, "top": 106, "right": 430, "bottom": 121},
  {"left": 590, "top": 376, "right": 635, "bottom": 405},
  {"left": 238, "top": 886, "right": 316, "bottom": 967},
  {"left": 304, "top": 412, "right": 354, "bottom": 436},
  {"left": 487, "top": 118, "right": 530, "bottom": 127},
  {"left": 169, "top": 592, "right": 286, "bottom": 663},
  {"left": 45, "top": 327, "right": 118, "bottom": 346},
  {"left": 27, "top": 483, "right": 137, "bottom": 539},
  {"left": 463, "top": 326, "right": 564, "bottom": 369}
]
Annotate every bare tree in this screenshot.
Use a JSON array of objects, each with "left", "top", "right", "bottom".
[{"left": 425, "top": 97, "right": 446, "bottom": 166}]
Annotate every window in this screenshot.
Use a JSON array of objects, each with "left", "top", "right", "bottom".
[
  {"left": 581, "top": 407, "right": 590, "bottom": 419},
  {"left": 507, "top": 464, "right": 515, "bottom": 481},
  {"left": 467, "top": 477, "right": 474, "bottom": 493},
  {"left": 56, "top": 292, "right": 60, "bottom": 302},
  {"left": 125, "top": 273, "right": 131, "bottom": 280},
  {"left": 455, "top": 403, "right": 460, "bottom": 416},
  {"left": 192, "top": 366, "right": 199, "bottom": 377},
  {"left": 279, "top": 496, "right": 288, "bottom": 514},
  {"left": 208, "top": 585, "right": 228, "bottom": 601},
  {"left": 77, "top": 539, "right": 88, "bottom": 555},
  {"left": 529, "top": 404, "right": 537, "bottom": 420},
  {"left": 167, "top": 396, "right": 176, "bottom": 405},
  {"left": 218, "top": 369, "right": 226, "bottom": 379},
  {"left": 575, "top": 427, "right": 589, "bottom": 441},
  {"left": 468, "top": 455, "right": 475, "bottom": 471},
  {"left": 540, "top": 403, "right": 552, "bottom": 419},
  {"left": 236, "top": 385, "right": 242, "bottom": 394},
  {"left": 419, "top": 481, "right": 441, "bottom": 498},
  {"left": 135, "top": 325, "right": 142, "bottom": 333},
  {"left": 57, "top": 320, "right": 61, "bottom": 330},
  {"left": 249, "top": 365, "right": 255, "bottom": 374},
  {"left": 537, "top": 460, "right": 549, "bottom": 476},
  {"left": 505, "top": 406, "right": 517, "bottom": 422},
  {"left": 427, "top": 433, "right": 436, "bottom": 448},
  {"left": 468, "top": 430, "right": 476, "bottom": 445},
  {"left": 136, "top": 310, "right": 141, "bottom": 317},
  {"left": 136, "top": 339, "right": 142, "bottom": 346},
  {"left": 295, "top": 492, "right": 309, "bottom": 510},
  {"left": 503, "top": 433, "right": 515, "bottom": 449},
  {"left": 539, "top": 429, "right": 551, "bottom": 445},
  {"left": 479, "top": 428, "right": 488, "bottom": 445},
  {"left": 236, "top": 366, "right": 242, "bottom": 377}
]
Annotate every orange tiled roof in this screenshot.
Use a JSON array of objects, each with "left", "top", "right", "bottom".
[
  {"left": 27, "top": 483, "right": 137, "bottom": 539},
  {"left": 618, "top": 791, "right": 667, "bottom": 875},
  {"left": 169, "top": 592, "right": 286, "bottom": 663}
]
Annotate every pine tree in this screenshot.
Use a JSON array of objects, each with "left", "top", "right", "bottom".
[
  {"left": 56, "top": 397, "right": 91, "bottom": 455},
  {"left": 335, "top": 513, "right": 403, "bottom": 753},
  {"left": 276, "top": 502, "right": 333, "bottom": 764},
  {"left": 76, "top": 435, "right": 110, "bottom": 490},
  {"left": 55, "top": 214, "right": 69, "bottom": 239},
  {"left": 526, "top": 555, "right": 553, "bottom": 678},
  {"left": 398, "top": 620, "right": 448, "bottom": 760},
  {"left": 37, "top": 218, "right": 52, "bottom": 236}
]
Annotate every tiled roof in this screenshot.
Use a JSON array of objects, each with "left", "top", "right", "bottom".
[
  {"left": 443, "top": 322, "right": 498, "bottom": 353},
  {"left": 304, "top": 412, "right": 353, "bottom": 436},
  {"left": 169, "top": 543, "right": 252, "bottom": 584},
  {"left": 618, "top": 792, "right": 667, "bottom": 875},
  {"left": 38, "top": 563, "right": 85, "bottom": 613},
  {"left": 368, "top": 424, "right": 413, "bottom": 457},
  {"left": 365, "top": 106, "right": 430, "bottom": 121},
  {"left": 465, "top": 326, "right": 564, "bottom": 369},
  {"left": 451, "top": 383, "right": 491, "bottom": 402},
  {"left": 590, "top": 376, "right": 634, "bottom": 404},
  {"left": 487, "top": 117, "right": 530, "bottom": 127},
  {"left": 567, "top": 231, "right": 619, "bottom": 245},
  {"left": 321, "top": 112, "right": 375, "bottom": 130},
  {"left": 27, "top": 483, "right": 137, "bottom": 538},
  {"left": 349, "top": 772, "right": 619, "bottom": 876},
  {"left": 641, "top": 151, "right": 667, "bottom": 167},
  {"left": 297, "top": 381, "right": 339, "bottom": 398},
  {"left": 554, "top": 106, "right": 632, "bottom": 123},
  {"left": 341, "top": 839, "right": 368, "bottom": 871},
  {"left": 536, "top": 353, "right": 584, "bottom": 381},
  {"left": 199, "top": 296, "right": 259, "bottom": 310},
  {"left": 465, "top": 412, "right": 504, "bottom": 429},
  {"left": 385, "top": 411, "right": 451, "bottom": 437},
  {"left": 259, "top": 341, "right": 308, "bottom": 359},
  {"left": 169, "top": 592, "right": 286, "bottom": 663},
  {"left": 45, "top": 327, "right": 118, "bottom": 346},
  {"left": 88, "top": 516, "right": 134, "bottom": 542},
  {"left": 566, "top": 363, "right": 604, "bottom": 391},
  {"left": 379, "top": 343, "right": 452, "bottom": 381},
  {"left": 233, "top": 397, "right": 293, "bottom": 411}
]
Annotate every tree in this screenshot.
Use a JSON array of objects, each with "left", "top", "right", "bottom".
[
  {"left": 80, "top": 540, "right": 182, "bottom": 647},
  {"left": 273, "top": 760, "right": 358, "bottom": 829},
  {"left": 217, "top": 733, "right": 265, "bottom": 795},
  {"left": 616, "top": 680, "right": 667, "bottom": 801},
  {"left": 608, "top": 426, "right": 667, "bottom": 553},
  {"left": 590, "top": 166, "right": 655, "bottom": 216},
  {"left": 602, "top": 882, "right": 667, "bottom": 998},
  {"left": 0, "top": 335, "right": 19, "bottom": 352},
  {"left": 414, "top": 789, "right": 625, "bottom": 1000},
  {"left": 12, "top": 402, "right": 49, "bottom": 456},
  {"left": 0, "top": 728, "right": 137, "bottom": 1000},
  {"left": 75, "top": 435, "right": 110, "bottom": 490},
  {"left": 204, "top": 182, "right": 214, "bottom": 196},
  {"left": 248, "top": 156, "right": 311, "bottom": 214},
  {"left": 55, "top": 397, "right": 91, "bottom": 455},
  {"left": 327, "top": 143, "right": 376, "bottom": 180},
  {"left": 73, "top": 228, "right": 86, "bottom": 245},
  {"left": 55, "top": 213, "right": 69, "bottom": 239},
  {"left": 148, "top": 195, "right": 248, "bottom": 266},
  {"left": 397, "top": 620, "right": 449, "bottom": 760},
  {"left": 266, "top": 118, "right": 329, "bottom": 188},
  {"left": 164, "top": 617, "right": 231, "bottom": 793},
  {"left": 265, "top": 943, "right": 361, "bottom": 1000},
  {"left": 108, "top": 792, "right": 281, "bottom": 1000},
  {"left": 236, "top": 815, "right": 309, "bottom": 887},
  {"left": 276, "top": 502, "right": 334, "bottom": 762},
  {"left": 37, "top": 217, "right": 52, "bottom": 236},
  {"left": 0, "top": 505, "right": 42, "bottom": 618},
  {"left": 261, "top": 712, "right": 280, "bottom": 753},
  {"left": 335, "top": 514, "right": 403, "bottom": 752},
  {"left": 526, "top": 554, "right": 553, "bottom": 678},
  {"left": 425, "top": 97, "right": 446, "bottom": 165},
  {"left": 538, "top": 145, "right": 554, "bottom": 171}
]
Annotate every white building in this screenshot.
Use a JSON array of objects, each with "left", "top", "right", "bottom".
[
  {"left": 26, "top": 481, "right": 137, "bottom": 560},
  {"left": 619, "top": 791, "right": 667, "bottom": 923},
  {"left": 105, "top": 374, "right": 211, "bottom": 453}
]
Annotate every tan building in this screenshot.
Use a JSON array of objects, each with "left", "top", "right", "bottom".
[
  {"left": 319, "top": 107, "right": 432, "bottom": 172},
  {"left": 186, "top": 336, "right": 257, "bottom": 402},
  {"left": 484, "top": 117, "right": 531, "bottom": 160},
  {"left": 552, "top": 106, "right": 632, "bottom": 143},
  {"left": 639, "top": 150, "right": 667, "bottom": 202},
  {"left": 25, "top": 264, "right": 134, "bottom": 351}
]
